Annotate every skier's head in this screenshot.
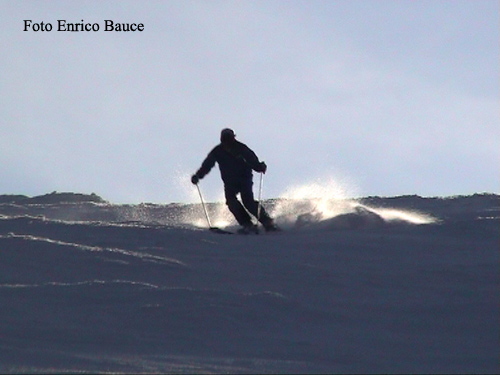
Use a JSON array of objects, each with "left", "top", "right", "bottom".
[{"left": 220, "top": 128, "right": 236, "bottom": 145}]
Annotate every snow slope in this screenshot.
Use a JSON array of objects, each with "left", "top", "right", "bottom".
[{"left": 0, "top": 193, "right": 498, "bottom": 373}]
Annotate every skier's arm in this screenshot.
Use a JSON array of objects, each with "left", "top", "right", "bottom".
[
  {"left": 195, "top": 149, "right": 217, "bottom": 180},
  {"left": 241, "top": 145, "right": 267, "bottom": 173}
]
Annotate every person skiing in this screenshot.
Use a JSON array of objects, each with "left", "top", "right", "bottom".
[{"left": 191, "top": 128, "right": 278, "bottom": 233}]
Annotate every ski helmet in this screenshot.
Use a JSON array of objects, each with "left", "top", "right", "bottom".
[{"left": 220, "top": 128, "right": 236, "bottom": 143}]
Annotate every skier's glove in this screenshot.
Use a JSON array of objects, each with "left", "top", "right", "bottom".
[
  {"left": 191, "top": 174, "right": 199, "bottom": 185},
  {"left": 256, "top": 162, "right": 267, "bottom": 174}
]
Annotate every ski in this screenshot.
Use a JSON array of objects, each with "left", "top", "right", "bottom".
[
  {"left": 208, "top": 228, "right": 258, "bottom": 235},
  {"left": 209, "top": 227, "right": 233, "bottom": 235},
  {"left": 209, "top": 225, "right": 283, "bottom": 235}
]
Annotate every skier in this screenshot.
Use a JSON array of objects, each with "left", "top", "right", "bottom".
[{"left": 191, "top": 128, "right": 278, "bottom": 233}]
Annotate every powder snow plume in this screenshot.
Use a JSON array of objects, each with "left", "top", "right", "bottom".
[
  {"left": 271, "top": 178, "right": 436, "bottom": 228},
  {"left": 270, "top": 177, "right": 358, "bottom": 228}
]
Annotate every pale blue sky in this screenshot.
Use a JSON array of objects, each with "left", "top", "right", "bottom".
[{"left": 1, "top": 0, "right": 498, "bottom": 203}]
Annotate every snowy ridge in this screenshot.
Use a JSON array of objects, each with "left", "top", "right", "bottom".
[
  {"left": 0, "top": 193, "right": 498, "bottom": 373},
  {"left": 3, "top": 193, "right": 498, "bottom": 230}
]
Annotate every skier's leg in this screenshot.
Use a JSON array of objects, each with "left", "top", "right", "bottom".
[
  {"left": 240, "top": 180, "right": 273, "bottom": 225},
  {"left": 224, "top": 184, "right": 252, "bottom": 226}
]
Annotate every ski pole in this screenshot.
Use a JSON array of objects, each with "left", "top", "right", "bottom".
[
  {"left": 257, "top": 172, "right": 264, "bottom": 221},
  {"left": 195, "top": 183, "right": 212, "bottom": 228}
]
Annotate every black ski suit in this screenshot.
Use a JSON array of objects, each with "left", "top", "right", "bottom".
[{"left": 195, "top": 140, "right": 272, "bottom": 227}]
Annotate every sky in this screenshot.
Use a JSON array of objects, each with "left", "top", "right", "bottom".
[{"left": 1, "top": 0, "right": 498, "bottom": 204}]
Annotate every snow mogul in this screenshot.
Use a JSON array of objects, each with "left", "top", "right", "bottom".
[{"left": 191, "top": 128, "right": 278, "bottom": 233}]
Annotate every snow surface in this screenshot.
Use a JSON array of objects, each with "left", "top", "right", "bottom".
[{"left": 0, "top": 193, "right": 498, "bottom": 373}]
